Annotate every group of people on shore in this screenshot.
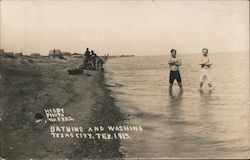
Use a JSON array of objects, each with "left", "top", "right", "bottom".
[
  {"left": 83, "top": 48, "right": 104, "bottom": 70},
  {"left": 168, "top": 48, "right": 213, "bottom": 92}
]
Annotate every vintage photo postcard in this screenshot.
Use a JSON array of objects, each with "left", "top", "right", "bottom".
[{"left": 0, "top": 0, "right": 249, "bottom": 159}]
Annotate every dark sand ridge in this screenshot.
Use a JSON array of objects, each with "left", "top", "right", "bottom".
[{"left": 0, "top": 56, "right": 126, "bottom": 159}]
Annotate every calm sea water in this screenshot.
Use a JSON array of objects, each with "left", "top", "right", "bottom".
[{"left": 105, "top": 53, "right": 249, "bottom": 159}]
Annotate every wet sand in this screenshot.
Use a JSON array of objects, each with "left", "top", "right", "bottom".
[{"left": 0, "top": 56, "right": 125, "bottom": 159}]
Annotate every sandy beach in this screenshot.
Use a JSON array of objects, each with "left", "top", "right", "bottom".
[{"left": 0, "top": 55, "right": 125, "bottom": 159}]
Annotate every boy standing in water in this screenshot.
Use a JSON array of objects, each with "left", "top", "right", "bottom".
[
  {"left": 199, "top": 48, "right": 213, "bottom": 90},
  {"left": 168, "top": 49, "right": 183, "bottom": 92}
]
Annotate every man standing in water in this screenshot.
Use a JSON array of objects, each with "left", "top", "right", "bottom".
[
  {"left": 168, "top": 49, "right": 183, "bottom": 92},
  {"left": 199, "top": 48, "right": 213, "bottom": 90}
]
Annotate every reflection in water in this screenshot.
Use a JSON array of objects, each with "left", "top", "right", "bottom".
[
  {"left": 169, "top": 90, "right": 183, "bottom": 100},
  {"left": 199, "top": 89, "right": 213, "bottom": 104},
  {"left": 167, "top": 91, "right": 184, "bottom": 156}
]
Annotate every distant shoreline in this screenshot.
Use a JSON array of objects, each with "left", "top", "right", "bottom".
[{"left": 1, "top": 48, "right": 248, "bottom": 57}]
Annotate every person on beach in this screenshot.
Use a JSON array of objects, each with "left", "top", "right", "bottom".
[
  {"left": 97, "top": 56, "right": 104, "bottom": 69},
  {"left": 90, "top": 50, "right": 97, "bottom": 70},
  {"left": 199, "top": 48, "right": 213, "bottom": 90},
  {"left": 84, "top": 48, "right": 90, "bottom": 69},
  {"left": 168, "top": 49, "right": 183, "bottom": 92}
]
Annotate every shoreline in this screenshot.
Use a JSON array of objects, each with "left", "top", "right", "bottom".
[{"left": 0, "top": 56, "right": 125, "bottom": 159}]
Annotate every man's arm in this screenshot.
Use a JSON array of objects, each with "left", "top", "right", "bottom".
[
  {"left": 168, "top": 60, "right": 174, "bottom": 65},
  {"left": 200, "top": 58, "right": 209, "bottom": 65},
  {"left": 175, "top": 59, "right": 182, "bottom": 66}
]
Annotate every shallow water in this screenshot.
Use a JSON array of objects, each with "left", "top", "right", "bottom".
[{"left": 105, "top": 52, "right": 249, "bottom": 158}]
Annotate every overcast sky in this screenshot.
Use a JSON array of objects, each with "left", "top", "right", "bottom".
[{"left": 0, "top": 0, "right": 249, "bottom": 55}]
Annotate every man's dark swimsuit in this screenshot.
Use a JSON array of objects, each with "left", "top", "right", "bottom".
[{"left": 169, "top": 70, "right": 182, "bottom": 84}]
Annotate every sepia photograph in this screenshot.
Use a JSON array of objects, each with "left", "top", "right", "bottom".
[{"left": 0, "top": 0, "right": 249, "bottom": 159}]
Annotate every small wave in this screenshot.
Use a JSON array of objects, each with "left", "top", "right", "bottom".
[
  {"left": 141, "top": 125, "right": 155, "bottom": 131},
  {"left": 106, "top": 82, "right": 124, "bottom": 88},
  {"left": 130, "top": 112, "right": 166, "bottom": 120},
  {"left": 115, "top": 83, "right": 123, "bottom": 87},
  {"left": 165, "top": 119, "right": 197, "bottom": 126}
]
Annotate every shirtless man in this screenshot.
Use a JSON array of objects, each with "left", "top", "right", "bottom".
[{"left": 168, "top": 49, "right": 183, "bottom": 92}]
